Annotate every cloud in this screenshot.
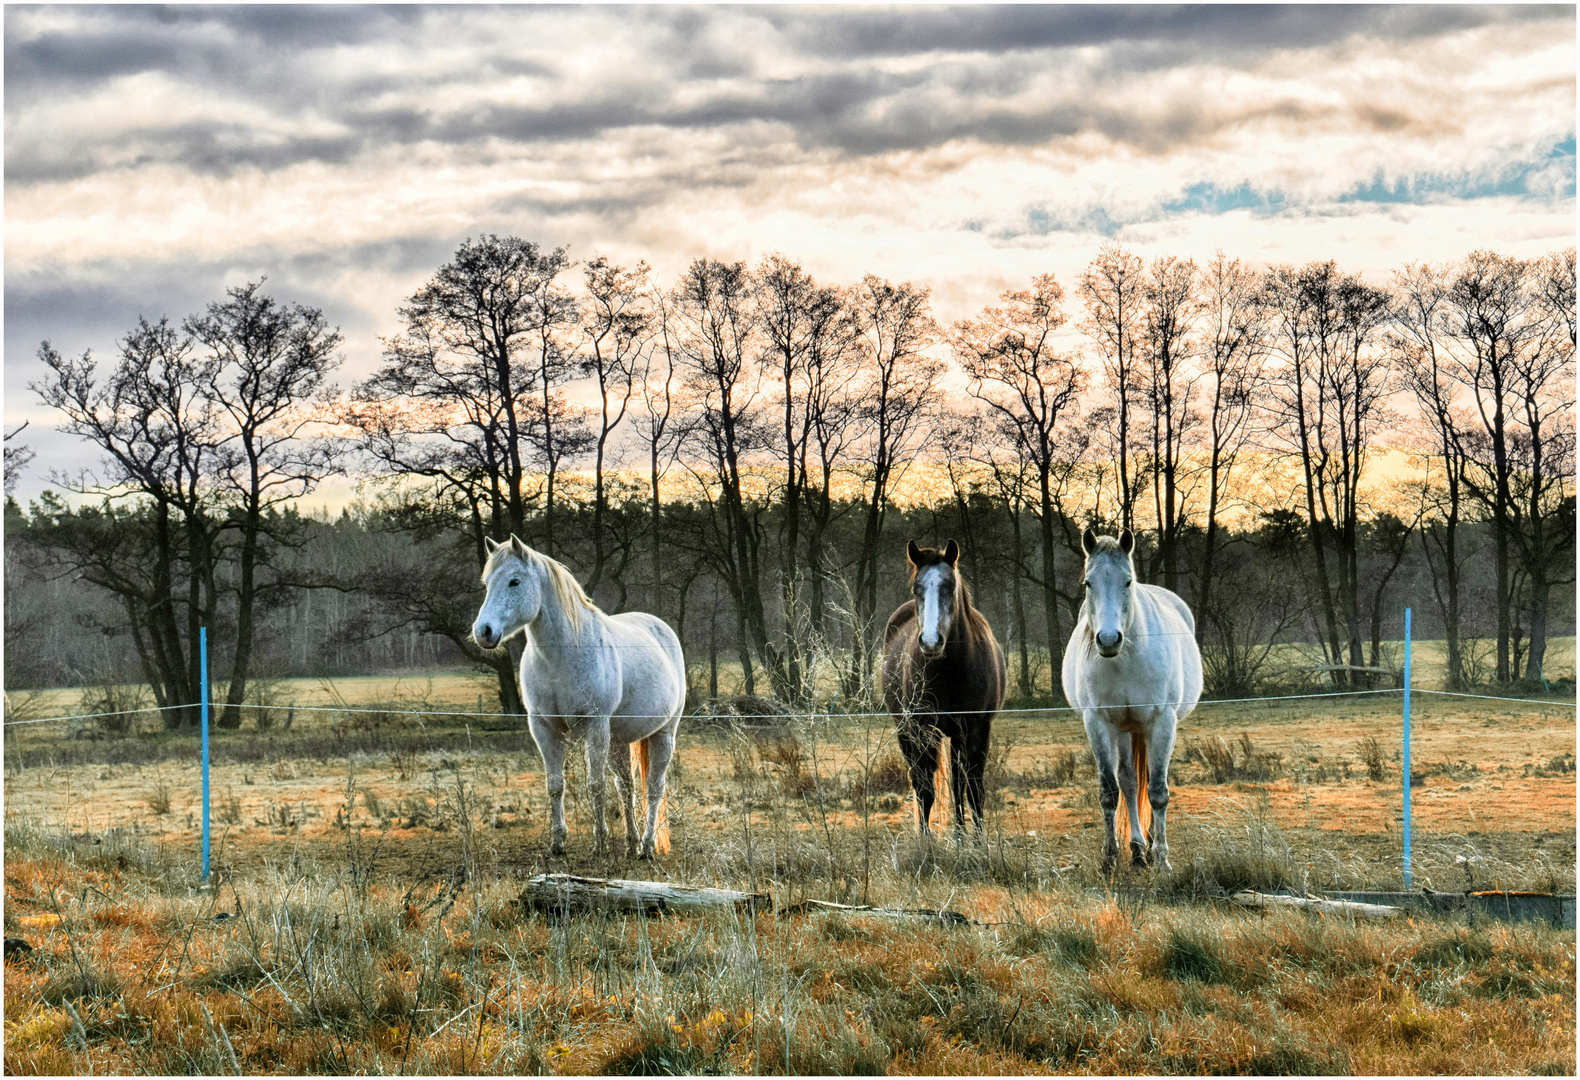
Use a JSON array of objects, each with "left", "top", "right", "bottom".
[{"left": 5, "top": 4, "right": 1574, "bottom": 500}]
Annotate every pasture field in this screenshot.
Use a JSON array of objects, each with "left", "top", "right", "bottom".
[{"left": 3, "top": 672, "right": 1575, "bottom": 1074}]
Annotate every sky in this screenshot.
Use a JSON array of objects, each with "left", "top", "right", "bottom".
[{"left": 4, "top": 3, "right": 1575, "bottom": 503}]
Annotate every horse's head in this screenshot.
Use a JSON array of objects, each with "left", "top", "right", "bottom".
[
  {"left": 1080, "top": 527, "right": 1134, "bottom": 658},
  {"left": 473, "top": 535, "right": 543, "bottom": 649},
  {"left": 907, "top": 538, "right": 961, "bottom": 659}
]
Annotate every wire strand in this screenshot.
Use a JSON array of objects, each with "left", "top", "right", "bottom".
[{"left": 6, "top": 685, "right": 1572, "bottom": 729}]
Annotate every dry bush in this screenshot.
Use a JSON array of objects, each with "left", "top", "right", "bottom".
[
  {"left": 1358, "top": 735, "right": 1388, "bottom": 781},
  {"left": 218, "top": 787, "right": 243, "bottom": 825},
  {"left": 757, "top": 736, "right": 815, "bottom": 796},
  {"left": 1185, "top": 733, "right": 1282, "bottom": 783},
  {"left": 144, "top": 780, "right": 173, "bottom": 816},
  {"left": 76, "top": 677, "right": 152, "bottom": 736},
  {"left": 850, "top": 753, "right": 910, "bottom": 799}
]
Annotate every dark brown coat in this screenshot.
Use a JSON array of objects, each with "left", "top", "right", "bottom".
[{"left": 880, "top": 540, "right": 1007, "bottom": 836}]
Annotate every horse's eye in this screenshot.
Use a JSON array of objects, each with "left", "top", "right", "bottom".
[
  {"left": 1124, "top": 580, "right": 1133, "bottom": 588},
  {"left": 509, "top": 579, "right": 520, "bottom": 588}
]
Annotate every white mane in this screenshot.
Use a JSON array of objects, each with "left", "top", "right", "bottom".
[{"left": 482, "top": 541, "right": 601, "bottom": 631}]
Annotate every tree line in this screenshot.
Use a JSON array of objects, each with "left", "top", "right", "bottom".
[{"left": 6, "top": 239, "right": 1573, "bottom": 726}]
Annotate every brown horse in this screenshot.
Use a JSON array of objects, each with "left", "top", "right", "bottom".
[{"left": 880, "top": 539, "right": 1006, "bottom": 838}]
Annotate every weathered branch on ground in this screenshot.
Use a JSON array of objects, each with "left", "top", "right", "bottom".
[
  {"left": 520, "top": 874, "right": 770, "bottom": 915},
  {"left": 519, "top": 874, "right": 975, "bottom": 924},
  {"left": 1230, "top": 890, "right": 1402, "bottom": 919}
]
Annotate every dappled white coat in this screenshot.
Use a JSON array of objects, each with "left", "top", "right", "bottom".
[
  {"left": 1062, "top": 533, "right": 1202, "bottom": 870},
  {"left": 472, "top": 536, "right": 685, "bottom": 858}
]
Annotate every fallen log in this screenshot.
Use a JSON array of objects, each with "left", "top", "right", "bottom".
[
  {"left": 1230, "top": 890, "right": 1402, "bottom": 919},
  {"left": 520, "top": 874, "right": 770, "bottom": 916}
]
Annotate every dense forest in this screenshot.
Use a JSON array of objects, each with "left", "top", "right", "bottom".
[{"left": 4, "top": 239, "right": 1574, "bottom": 726}]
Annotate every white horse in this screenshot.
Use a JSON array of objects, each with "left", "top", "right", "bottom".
[
  {"left": 472, "top": 535, "right": 686, "bottom": 859},
  {"left": 1062, "top": 528, "right": 1202, "bottom": 871}
]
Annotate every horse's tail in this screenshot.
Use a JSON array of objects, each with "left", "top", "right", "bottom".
[
  {"left": 933, "top": 738, "right": 950, "bottom": 828},
  {"left": 638, "top": 735, "right": 670, "bottom": 855},
  {"left": 1117, "top": 737, "right": 1152, "bottom": 852}
]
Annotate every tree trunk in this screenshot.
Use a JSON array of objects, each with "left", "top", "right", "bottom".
[
  {"left": 218, "top": 515, "right": 259, "bottom": 729},
  {"left": 1038, "top": 464, "right": 1064, "bottom": 678}
]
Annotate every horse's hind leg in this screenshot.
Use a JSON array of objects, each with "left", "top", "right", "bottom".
[
  {"left": 637, "top": 725, "right": 675, "bottom": 860},
  {"left": 1115, "top": 733, "right": 1148, "bottom": 866},
  {"left": 1083, "top": 713, "right": 1123, "bottom": 872},
  {"left": 898, "top": 718, "right": 941, "bottom": 839},
  {"left": 609, "top": 740, "right": 641, "bottom": 857}
]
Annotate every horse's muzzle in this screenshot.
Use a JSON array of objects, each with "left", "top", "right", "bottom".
[
  {"left": 1095, "top": 630, "right": 1123, "bottom": 658},
  {"left": 474, "top": 625, "right": 500, "bottom": 650}
]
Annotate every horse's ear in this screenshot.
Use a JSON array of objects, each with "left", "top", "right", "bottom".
[
  {"left": 509, "top": 534, "right": 528, "bottom": 558},
  {"left": 942, "top": 539, "right": 959, "bottom": 566},
  {"left": 1082, "top": 527, "right": 1098, "bottom": 556},
  {"left": 1118, "top": 528, "right": 1134, "bottom": 555},
  {"left": 484, "top": 536, "right": 501, "bottom": 554},
  {"left": 906, "top": 539, "right": 922, "bottom": 566}
]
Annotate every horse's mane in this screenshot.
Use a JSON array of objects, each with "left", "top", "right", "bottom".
[{"left": 483, "top": 541, "right": 601, "bottom": 631}]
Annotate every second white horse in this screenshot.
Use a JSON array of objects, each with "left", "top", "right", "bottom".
[{"left": 1062, "top": 528, "right": 1202, "bottom": 870}]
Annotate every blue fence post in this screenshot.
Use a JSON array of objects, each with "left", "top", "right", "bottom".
[
  {"left": 1402, "top": 607, "right": 1412, "bottom": 891},
  {"left": 201, "top": 626, "right": 210, "bottom": 882}
]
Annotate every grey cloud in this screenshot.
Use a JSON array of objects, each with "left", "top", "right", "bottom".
[
  {"left": 4, "top": 4, "right": 1572, "bottom": 185},
  {"left": 767, "top": 4, "right": 1567, "bottom": 60}
]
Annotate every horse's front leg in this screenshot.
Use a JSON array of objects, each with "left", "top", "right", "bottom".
[
  {"left": 1083, "top": 712, "right": 1123, "bottom": 872},
  {"left": 530, "top": 715, "right": 570, "bottom": 856},
  {"left": 897, "top": 717, "right": 941, "bottom": 840},
  {"left": 1145, "top": 711, "right": 1178, "bottom": 871},
  {"left": 1115, "top": 732, "right": 1147, "bottom": 866},
  {"left": 583, "top": 717, "right": 612, "bottom": 857}
]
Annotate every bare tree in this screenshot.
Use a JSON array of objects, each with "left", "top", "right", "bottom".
[
  {"left": 1506, "top": 249, "right": 1575, "bottom": 683},
  {"left": 187, "top": 281, "right": 342, "bottom": 727},
  {"left": 1080, "top": 243, "right": 1147, "bottom": 534},
  {"left": 1263, "top": 261, "right": 1393, "bottom": 683},
  {"left": 348, "top": 235, "right": 576, "bottom": 713},
  {"left": 754, "top": 253, "right": 848, "bottom": 698},
  {"left": 1140, "top": 255, "right": 1203, "bottom": 592},
  {"left": 636, "top": 283, "right": 690, "bottom": 623},
  {"left": 1392, "top": 260, "right": 1474, "bottom": 687},
  {"left": 671, "top": 257, "right": 782, "bottom": 695},
  {"left": 847, "top": 274, "right": 942, "bottom": 696},
  {"left": 32, "top": 320, "right": 224, "bottom": 726},
  {"left": 522, "top": 247, "right": 587, "bottom": 555},
  {"left": 953, "top": 273, "right": 1085, "bottom": 672},
  {"left": 1431, "top": 249, "right": 1575, "bottom": 683},
  {"left": 578, "top": 256, "right": 652, "bottom": 599},
  {"left": 1194, "top": 252, "right": 1268, "bottom": 632}
]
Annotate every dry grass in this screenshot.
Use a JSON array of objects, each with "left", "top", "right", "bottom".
[
  {"left": 3, "top": 812, "right": 1573, "bottom": 1077},
  {"left": 3, "top": 685, "right": 1574, "bottom": 1074}
]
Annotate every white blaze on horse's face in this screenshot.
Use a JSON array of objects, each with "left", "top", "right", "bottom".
[
  {"left": 473, "top": 539, "right": 540, "bottom": 650},
  {"left": 915, "top": 563, "right": 956, "bottom": 658},
  {"left": 1083, "top": 544, "right": 1134, "bottom": 660}
]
